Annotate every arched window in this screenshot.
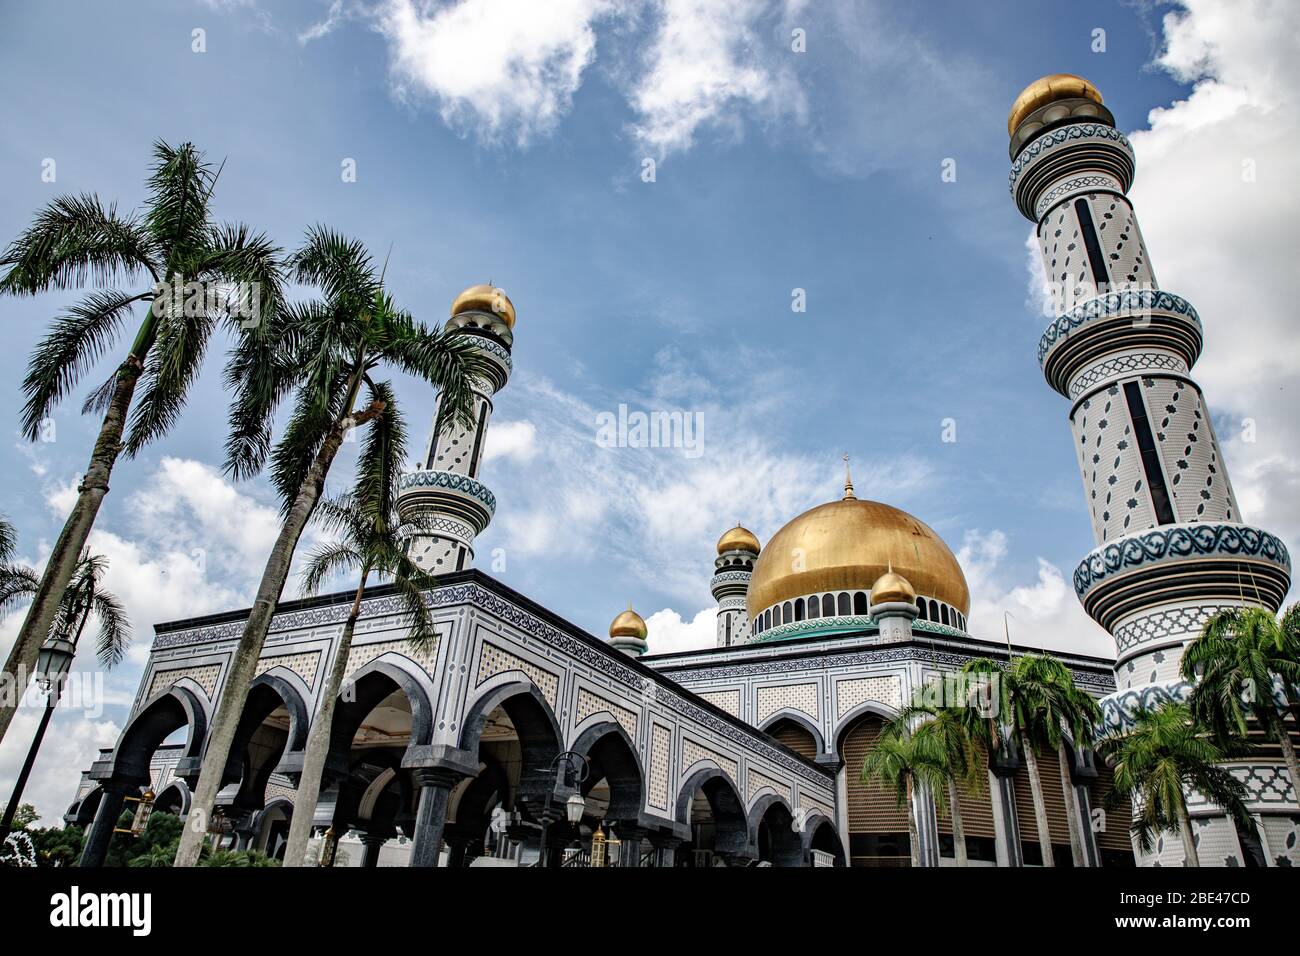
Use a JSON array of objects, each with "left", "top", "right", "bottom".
[
  {"left": 853, "top": 591, "right": 868, "bottom": 615},
  {"left": 822, "top": 594, "right": 835, "bottom": 617},
  {"left": 940, "top": 604, "right": 950, "bottom": 626},
  {"left": 807, "top": 597, "right": 820, "bottom": 620},
  {"left": 782, "top": 602, "right": 793, "bottom": 624},
  {"left": 837, "top": 592, "right": 851, "bottom": 616},
  {"left": 928, "top": 600, "right": 939, "bottom": 621},
  {"left": 765, "top": 609, "right": 772, "bottom": 630},
  {"left": 916, "top": 599, "right": 928, "bottom": 621},
  {"left": 795, "top": 598, "right": 805, "bottom": 621}
]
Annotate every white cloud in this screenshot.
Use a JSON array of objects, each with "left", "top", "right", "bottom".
[
  {"left": 1, "top": 457, "right": 311, "bottom": 823},
  {"left": 375, "top": 0, "right": 623, "bottom": 147},
  {"left": 481, "top": 419, "right": 538, "bottom": 463},
  {"left": 1125, "top": 0, "right": 1300, "bottom": 593},
  {"left": 628, "top": 0, "right": 804, "bottom": 158},
  {"left": 958, "top": 529, "right": 1113, "bottom": 659},
  {"left": 0, "top": 708, "right": 120, "bottom": 826},
  {"left": 487, "top": 357, "right": 935, "bottom": 607},
  {"left": 645, "top": 605, "right": 716, "bottom": 653}
]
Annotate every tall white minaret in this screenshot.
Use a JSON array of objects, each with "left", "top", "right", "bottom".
[
  {"left": 399, "top": 284, "right": 515, "bottom": 572},
  {"left": 1008, "top": 75, "right": 1293, "bottom": 864},
  {"left": 712, "top": 525, "right": 759, "bottom": 647}
]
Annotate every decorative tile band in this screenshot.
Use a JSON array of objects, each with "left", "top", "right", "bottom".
[
  {"left": 1010, "top": 123, "right": 1133, "bottom": 190},
  {"left": 1073, "top": 522, "right": 1292, "bottom": 598},
  {"left": 397, "top": 469, "right": 497, "bottom": 514},
  {"left": 1038, "top": 290, "right": 1201, "bottom": 366}
]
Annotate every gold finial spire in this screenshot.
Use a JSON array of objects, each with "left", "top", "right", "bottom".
[{"left": 842, "top": 454, "right": 856, "bottom": 500}]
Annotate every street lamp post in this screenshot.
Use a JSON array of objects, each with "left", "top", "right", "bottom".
[
  {"left": 536, "top": 751, "right": 589, "bottom": 868},
  {"left": 0, "top": 636, "right": 76, "bottom": 845}
]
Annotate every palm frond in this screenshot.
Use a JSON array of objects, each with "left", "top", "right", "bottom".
[
  {"left": 0, "top": 193, "right": 156, "bottom": 295},
  {"left": 18, "top": 290, "right": 148, "bottom": 439},
  {"left": 0, "top": 564, "right": 41, "bottom": 617},
  {"left": 0, "top": 515, "right": 16, "bottom": 565},
  {"left": 286, "top": 225, "right": 379, "bottom": 307},
  {"left": 382, "top": 321, "right": 491, "bottom": 433},
  {"left": 90, "top": 590, "right": 131, "bottom": 669},
  {"left": 143, "top": 141, "right": 216, "bottom": 259},
  {"left": 299, "top": 541, "right": 363, "bottom": 597},
  {"left": 122, "top": 305, "right": 217, "bottom": 455}
]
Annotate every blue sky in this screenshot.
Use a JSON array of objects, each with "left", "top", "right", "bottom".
[{"left": 3, "top": 0, "right": 1298, "bottom": 820}]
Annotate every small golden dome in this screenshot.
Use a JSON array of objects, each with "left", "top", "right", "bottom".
[
  {"left": 1008, "top": 73, "right": 1103, "bottom": 136},
  {"left": 747, "top": 497, "right": 970, "bottom": 619},
  {"left": 451, "top": 283, "right": 516, "bottom": 328},
  {"left": 717, "top": 524, "right": 760, "bottom": 555},
  {"left": 609, "top": 606, "right": 648, "bottom": 641},
  {"left": 871, "top": 569, "right": 916, "bottom": 605}
]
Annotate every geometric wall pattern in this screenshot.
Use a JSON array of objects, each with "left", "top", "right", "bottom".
[
  {"left": 757, "top": 683, "right": 818, "bottom": 724},
  {"left": 835, "top": 675, "right": 902, "bottom": 718},
  {"left": 345, "top": 635, "right": 440, "bottom": 683},
  {"left": 649, "top": 724, "right": 671, "bottom": 811},
  {"left": 255, "top": 649, "right": 322, "bottom": 689},
  {"left": 575, "top": 687, "right": 638, "bottom": 739},
  {"left": 148, "top": 663, "right": 221, "bottom": 699},
  {"left": 748, "top": 766, "right": 792, "bottom": 803},
  {"left": 697, "top": 689, "right": 741, "bottom": 717},
  {"left": 682, "top": 738, "right": 738, "bottom": 783},
  {"left": 475, "top": 641, "right": 558, "bottom": 708}
]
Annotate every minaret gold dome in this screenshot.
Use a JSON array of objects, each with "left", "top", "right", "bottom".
[
  {"left": 717, "top": 524, "right": 760, "bottom": 555},
  {"left": 451, "top": 283, "right": 516, "bottom": 328},
  {"left": 609, "top": 606, "right": 648, "bottom": 640},
  {"left": 870, "top": 569, "right": 916, "bottom": 605},
  {"left": 1007, "top": 73, "right": 1103, "bottom": 136},
  {"left": 747, "top": 497, "right": 969, "bottom": 619}
]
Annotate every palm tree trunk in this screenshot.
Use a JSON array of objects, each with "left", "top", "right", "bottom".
[
  {"left": 282, "top": 568, "right": 369, "bottom": 867},
  {"left": 1058, "top": 743, "right": 1086, "bottom": 866},
  {"left": 1266, "top": 707, "right": 1300, "bottom": 810},
  {"left": 173, "top": 407, "right": 375, "bottom": 867},
  {"left": 1175, "top": 796, "right": 1199, "bottom": 867},
  {"left": 1020, "top": 732, "right": 1055, "bottom": 866},
  {"left": 947, "top": 777, "right": 968, "bottom": 866},
  {"left": 906, "top": 776, "right": 920, "bottom": 868},
  {"left": 0, "top": 355, "right": 143, "bottom": 746}
]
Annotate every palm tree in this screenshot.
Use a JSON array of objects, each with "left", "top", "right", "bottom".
[
  {"left": 1012, "top": 653, "right": 1101, "bottom": 867},
  {"left": 1098, "top": 703, "right": 1250, "bottom": 866},
  {"left": 861, "top": 721, "right": 949, "bottom": 867},
  {"left": 172, "top": 228, "right": 489, "bottom": 867},
  {"left": 1, "top": 551, "right": 131, "bottom": 669},
  {"left": 281, "top": 388, "right": 438, "bottom": 867},
  {"left": 960, "top": 655, "right": 1059, "bottom": 866},
  {"left": 1181, "top": 605, "right": 1300, "bottom": 806},
  {"left": 0, "top": 549, "right": 129, "bottom": 843},
  {"left": 0, "top": 142, "right": 281, "bottom": 746},
  {"left": 892, "top": 703, "right": 982, "bottom": 866}
]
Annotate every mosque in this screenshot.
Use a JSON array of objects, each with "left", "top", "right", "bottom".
[{"left": 65, "top": 74, "right": 1298, "bottom": 868}]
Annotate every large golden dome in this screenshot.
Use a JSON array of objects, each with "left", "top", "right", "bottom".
[
  {"left": 746, "top": 497, "right": 969, "bottom": 619},
  {"left": 1007, "top": 73, "right": 1103, "bottom": 136}
]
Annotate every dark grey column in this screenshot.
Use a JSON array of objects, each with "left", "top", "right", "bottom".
[
  {"left": 360, "top": 831, "right": 387, "bottom": 868},
  {"left": 651, "top": 835, "right": 682, "bottom": 868},
  {"left": 409, "top": 769, "right": 460, "bottom": 868},
  {"left": 612, "top": 823, "right": 646, "bottom": 867},
  {"left": 78, "top": 783, "right": 131, "bottom": 868}
]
